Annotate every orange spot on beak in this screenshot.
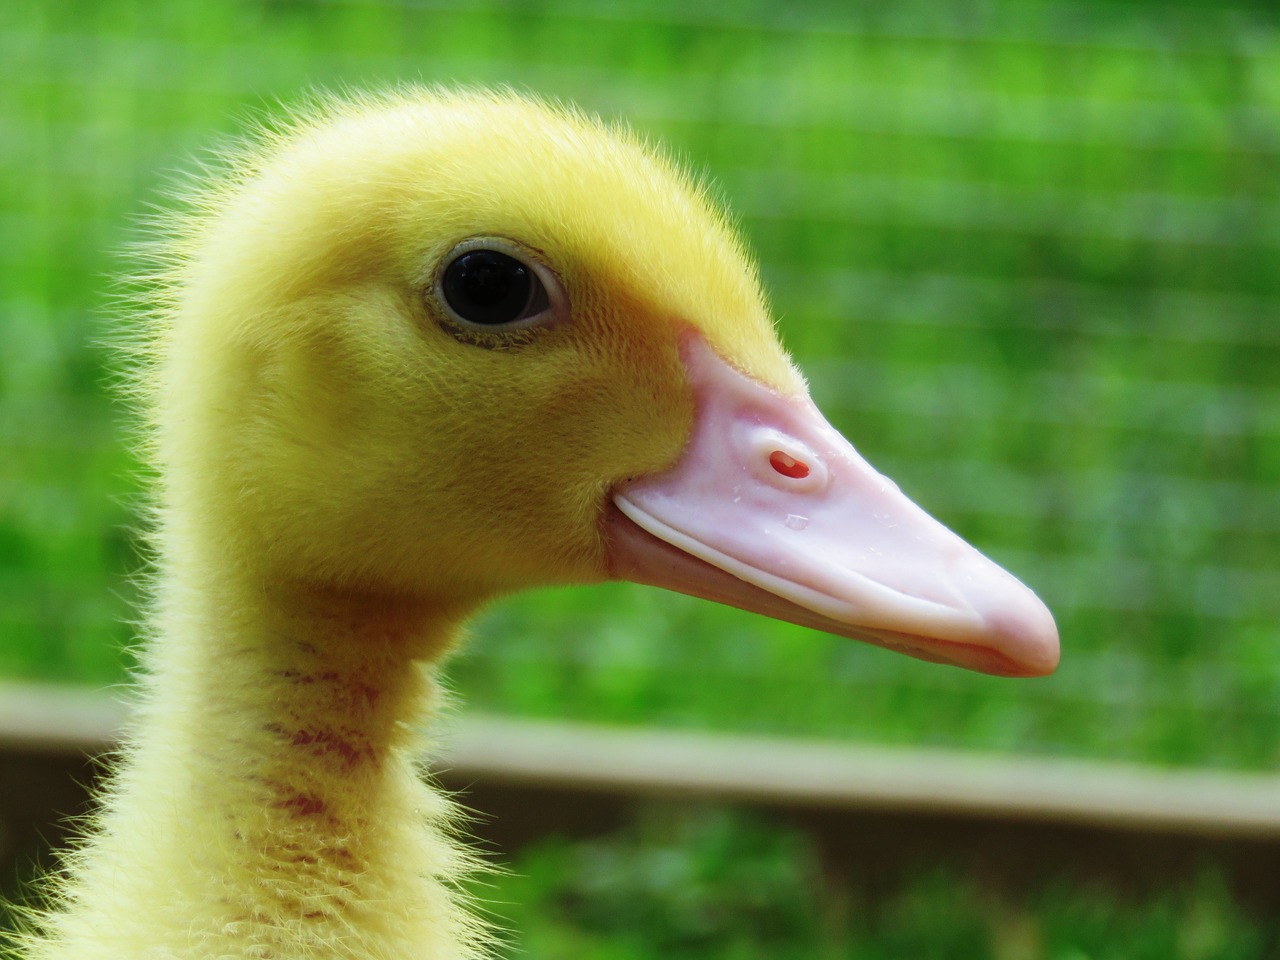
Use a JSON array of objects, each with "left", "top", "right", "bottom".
[{"left": 769, "top": 450, "right": 810, "bottom": 479}]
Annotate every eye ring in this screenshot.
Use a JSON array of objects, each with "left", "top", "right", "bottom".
[{"left": 432, "top": 237, "right": 566, "bottom": 335}]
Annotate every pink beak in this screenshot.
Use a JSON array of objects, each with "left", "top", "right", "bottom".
[{"left": 606, "top": 333, "right": 1059, "bottom": 678}]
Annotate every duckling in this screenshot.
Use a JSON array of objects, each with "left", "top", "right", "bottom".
[{"left": 15, "top": 88, "right": 1057, "bottom": 960}]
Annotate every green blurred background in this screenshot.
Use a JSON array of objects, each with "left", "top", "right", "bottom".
[{"left": 2, "top": 0, "right": 1277, "bottom": 955}]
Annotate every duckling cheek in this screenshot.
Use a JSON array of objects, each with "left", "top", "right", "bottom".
[{"left": 608, "top": 332, "right": 1059, "bottom": 679}]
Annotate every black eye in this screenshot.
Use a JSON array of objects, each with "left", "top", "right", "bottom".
[
  {"left": 432, "top": 238, "right": 565, "bottom": 340},
  {"left": 440, "top": 248, "right": 549, "bottom": 327}
]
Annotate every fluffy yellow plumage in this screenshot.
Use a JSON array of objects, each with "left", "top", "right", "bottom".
[
  {"left": 14, "top": 86, "right": 1055, "bottom": 960},
  {"left": 157, "top": 88, "right": 803, "bottom": 599}
]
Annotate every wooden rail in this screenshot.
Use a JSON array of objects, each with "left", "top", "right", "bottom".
[
  {"left": 438, "top": 716, "right": 1280, "bottom": 838},
  {"left": 3, "top": 683, "right": 1279, "bottom": 838},
  {"left": 0, "top": 682, "right": 128, "bottom": 754}
]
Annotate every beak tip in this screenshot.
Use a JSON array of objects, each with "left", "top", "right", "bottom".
[{"left": 985, "top": 593, "right": 1061, "bottom": 677}]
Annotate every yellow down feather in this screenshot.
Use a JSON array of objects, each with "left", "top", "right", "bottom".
[{"left": 12, "top": 87, "right": 805, "bottom": 960}]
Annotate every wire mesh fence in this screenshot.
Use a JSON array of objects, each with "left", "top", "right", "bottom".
[{"left": 1, "top": 0, "right": 1277, "bottom": 769}]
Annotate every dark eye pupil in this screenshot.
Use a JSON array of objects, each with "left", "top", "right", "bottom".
[{"left": 441, "top": 249, "right": 534, "bottom": 325}]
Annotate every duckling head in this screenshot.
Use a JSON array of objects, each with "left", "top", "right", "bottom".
[{"left": 151, "top": 88, "right": 1058, "bottom": 676}]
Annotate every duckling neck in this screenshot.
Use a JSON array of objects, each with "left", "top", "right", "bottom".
[
  {"left": 34, "top": 563, "right": 485, "bottom": 960},
  {"left": 154, "top": 575, "right": 458, "bottom": 819}
]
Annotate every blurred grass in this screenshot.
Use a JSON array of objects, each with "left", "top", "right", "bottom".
[
  {"left": 481, "top": 807, "right": 1279, "bottom": 959},
  {"left": 1, "top": 0, "right": 1278, "bottom": 769}
]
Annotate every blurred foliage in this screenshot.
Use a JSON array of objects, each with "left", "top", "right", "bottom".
[
  {"left": 481, "top": 807, "right": 1278, "bottom": 959},
  {"left": 1, "top": 0, "right": 1278, "bottom": 767}
]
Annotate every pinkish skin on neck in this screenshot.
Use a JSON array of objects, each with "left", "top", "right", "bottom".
[{"left": 31, "top": 575, "right": 481, "bottom": 960}]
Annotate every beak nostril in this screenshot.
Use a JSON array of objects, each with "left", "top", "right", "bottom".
[
  {"left": 741, "top": 425, "right": 827, "bottom": 490},
  {"left": 769, "top": 450, "right": 810, "bottom": 480}
]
